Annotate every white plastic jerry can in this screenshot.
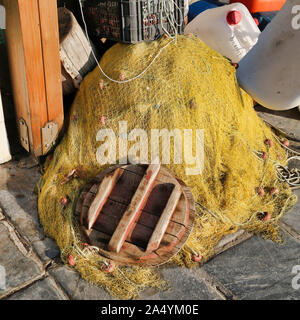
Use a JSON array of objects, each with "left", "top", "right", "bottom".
[
  {"left": 0, "top": 91, "right": 12, "bottom": 164},
  {"left": 237, "top": 0, "right": 300, "bottom": 111},
  {"left": 184, "top": 3, "right": 260, "bottom": 63}
]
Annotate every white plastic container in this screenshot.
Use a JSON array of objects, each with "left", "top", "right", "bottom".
[
  {"left": 0, "top": 91, "right": 12, "bottom": 164},
  {"left": 184, "top": 3, "right": 260, "bottom": 63},
  {"left": 237, "top": 0, "right": 300, "bottom": 111}
]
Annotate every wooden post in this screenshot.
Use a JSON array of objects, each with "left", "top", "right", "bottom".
[{"left": 4, "top": 0, "right": 63, "bottom": 156}]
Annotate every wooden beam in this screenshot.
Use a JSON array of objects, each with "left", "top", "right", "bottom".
[
  {"left": 4, "top": 0, "right": 64, "bottom": 156},
  {"left": 38, "top": 0, "right": 64, "bottom": 135},
  {"left": 108, "top": 164, "right": 161, "bottom": 253},
  {"left": 146, "top": 184, "right": 182, "bottom": 252},
  {"left": 87, "top": 168, "right": 123, "bottom": 230}
]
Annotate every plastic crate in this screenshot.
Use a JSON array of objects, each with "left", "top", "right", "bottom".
[
  {"left": 82, "top": 0, "right": 185, "bottom": 43},
  {"left": 229, "top": 0, "right": 286, "bottom": 14}
]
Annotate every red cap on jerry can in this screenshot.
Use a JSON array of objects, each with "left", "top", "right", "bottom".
[
  {"left": 226, "top": 10, "right": 242, "bottom": 25},
  {"left": 253, "top": 17, "right": 259, "bottom": 26}
]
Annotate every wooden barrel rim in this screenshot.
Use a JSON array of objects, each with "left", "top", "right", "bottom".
[{"left": 58, "top": 7, "right": 74, "bottom": 43}]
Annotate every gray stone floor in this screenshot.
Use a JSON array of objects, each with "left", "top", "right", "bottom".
[{"left": 0, "top": 107, "right": 299, "bottom": 300}]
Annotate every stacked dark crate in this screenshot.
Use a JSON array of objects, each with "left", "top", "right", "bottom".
[{"left": 82, "top": 0, "right": 185, "bottom": 43}]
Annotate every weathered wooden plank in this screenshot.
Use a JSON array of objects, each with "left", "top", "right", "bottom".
[
  {"left": 127, "top": 223, "right": 153, "bottom": 249},
  {"left": 38, "top": 0, "right": 64, "bottom": 142},
  {"left": 146, "top": 185, "right": 182, "bottom": 252},
  {"left": 88, "top": 230, "right": 161, "bottom": 263},
  {"left": 81, "top": 184, "right": 99, "bottom": 226},
  {"left": 93, "top": 199, "right": 185, "bottom": 243},
  {"left": 58, "top": 7, "right": 100, "bottom": 95},
  {"left": 121, "top": 242, "right": 159, "bottom": 261},
  {"left": 143, "top": 183, "right": 174, "bottom": 216},
  {"left": 88, "top": 229, "right": 110, "bottom": 244},
  {"left": 97, "top": 212, "right": 151, "bottom": 248},
  {"left": 169, "top": 193, "right": 189, "bottom": 226},
  {"left": 108, "top": 164, "right": 161, "bottom": 253},
  {"left": 165, "top": 221, "right": 186, "bottom": 239},
  {"left": 136, "top": 211, "right": 160, "bottom": 229},
  {"left": 123, "top": 164, "right": 148, "bottom": 176},
  {"left": 4, "top": 0, "right": 64, "bottom": 156},
  {"left": 98, "top": 198, "right": 127, "bottom": 220},
  {"left": 93, "top": 214, "right": 121, "bottom": 236},
  {"left": 87, "top": 168, "right": 123, "bottom": 230},
  {"left": 109, "top": 169, "right": 144, "bottom": 205},
  {"left": 4, "top": 0, "right": 47, "bottom": 155},
  {"left": 89, "top": 184, "right": 100, "bottom": 195},
  {"left": 155, "top": 233, "right": 179, "bottom": 256}
]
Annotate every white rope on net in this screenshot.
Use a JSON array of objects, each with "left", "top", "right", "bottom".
[{"left": 78, "top": 0, "right": 184, "bottom": 84}]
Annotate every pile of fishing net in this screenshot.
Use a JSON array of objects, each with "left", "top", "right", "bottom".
[{"left": 38, "top": 35, "right": 297, "bottom": 299}]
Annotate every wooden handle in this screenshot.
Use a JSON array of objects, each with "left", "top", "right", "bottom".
[
  {"left": 108, "top": 164, "right": 161, "bottom": 253},
  {"left": 146, "top": 184, "right": 182, "bottom": 252}
]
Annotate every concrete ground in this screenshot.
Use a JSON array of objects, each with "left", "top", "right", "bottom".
[{"left": 0, "top": 107, "right": 299, "bottom": 300}]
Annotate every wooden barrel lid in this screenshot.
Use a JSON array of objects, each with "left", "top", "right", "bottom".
[{"left": 76, "top": 164, "right": 195, "bottom": 267}]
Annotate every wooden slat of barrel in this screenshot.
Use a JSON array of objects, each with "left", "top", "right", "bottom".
[
  {"left": 76, "top": 180, "right": 96, "bottom": 222},
  {"left": 89, "top": 229, "right": 162, "bottom": 264},
  {"left": 75, "top": 190, "right": 87, "bottom": 217},
  {"left": 58, "top": 7, "right": 100, "bottom": 95},
  {"left": 170, "top": 193, "right": 190, "bottom": 226},
  {"left": 108, "top": 164, "right": 161, "bottom": 253},
  {"left": 104, "top": 183, "right": 175, "bottom": 218},
  {"left": 124, "top": 164, "right": 179, "bottom": 185},
  {"left": 87, "top": 168, "right": 123, "bottom": 230},
  {"left": 82, "top": 168, "right": 188, "bottom": 247},
  {"left": 93, "top": 202, "right": 187, "bottom": 241},
  {"left": 108, "top": 167, "right": 184, "bottom": 224},
  {"left": 89, "top": 184, "right": 99, "bottom": 194},
  {"left": 108, "top": 169, "right": 144, "bottom": 205},
  {"left": 123, "top": 164, "right": 148, "bottom": 176},
  {"left": 80, "top": 183, "right": 100, "bottom": 226},
  {"left": 127, "top": 223, "right": 154, "bottom": 249},
  {"left": 142, "top": 183, "right": 175, "bottom": 216},
  {"left": 165, "top": 221, "right": 186, "bottom": 240},
  {"left": 157, "top": 233, "right": 179, "bottom": 252},
  {"left": 146, "top": 185, "right": 182, "bottom": 252}
]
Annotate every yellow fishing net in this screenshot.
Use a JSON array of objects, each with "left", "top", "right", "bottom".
[{"left": 38, "top": 35, "right": 297, "bottom": 299}]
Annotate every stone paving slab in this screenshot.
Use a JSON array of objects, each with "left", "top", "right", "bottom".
[
  {"left": 0, "top": 221, "right": 44, "bottom": 299},
  {"left": 256, "top": 106, "right": 300, "bottom": 141},
  {"left": 48, "top": 267, "right": 113, "bottom": 300},
  {"left": 0, "top": 190, "right": 43, "bottom": 242},
  {"left": 7, "top": 277, "right": 68, "bottom": 300},
  {"left": 49, "top": 265, "right": 222, "bottom": 301},
  {"left": 139, "top": 266, "right": 222, "bottom": 300},
  {"left": 32, "top": 237, "right": 60, "bottom": 266},
  {"left": 281, "top": 189, "right": 300, "bottom": 236},
  {"left": 0, "top": 161, "right": 43, "bottom": 242},
  {"left": 203, "top": 232, "right": 300, "bottom": 300}
]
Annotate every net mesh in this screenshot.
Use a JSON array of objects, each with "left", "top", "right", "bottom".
[{"left": 38, "top": 35, "right": 297, "bottom": 299}]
